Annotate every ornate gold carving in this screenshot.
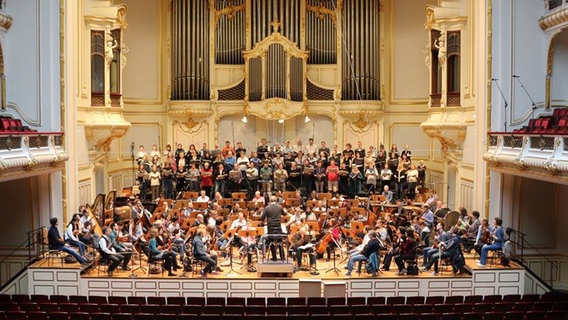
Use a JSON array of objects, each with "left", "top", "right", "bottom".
[
  {"left": 425, "top": 6, "right": 436, "bottom": 30},
  {"left": 545, "top": 32, "right": 561, "bottom": 109},
  {"left": 306, "top": 2, "right": 337, "bottom": 26},
  {"left": 264, "top": 98, "right": 288, "bottom": 119},
  {"left": 210, "top": 0, "right": 245, "bottom": 27},
  {"left": 116, "top": 5, "right": 128, "bottom": 29},
  {"left": 353, "top": 115, "right": 368, "bottom": 130}
]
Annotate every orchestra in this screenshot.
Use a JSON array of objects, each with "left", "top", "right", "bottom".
[{"left": 58, "top": 138, "right": 514, "bottom": 279}]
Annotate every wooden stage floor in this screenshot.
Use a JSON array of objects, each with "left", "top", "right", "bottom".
[{"left": 30, "top": 251, "right": 521, "bottom": 281}]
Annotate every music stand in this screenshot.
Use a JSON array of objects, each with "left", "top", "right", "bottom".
[
  {"left": 222, "top": 228, "right": 241, "bottom": 276},
  {"left": 238, "top": 228, "right": 258, "bottom": 270},
  {"left": 327, "top": 199, "right": 340, "bottom": 208},
  {"left": 130, "top": 247, "right": 144, "bottom": 278},
  {"left": 193, "top": 202, "right": 208, "bottom": 209},
  {"left": 326, "top": 232, "right": 342, "bottom": 274},
  {"left": 306, "top": 221, "right": 320, "bottom": 237}
]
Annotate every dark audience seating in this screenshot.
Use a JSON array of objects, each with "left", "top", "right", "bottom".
[
  {"left": 513, "top": 108, "right": 568, "bottom": 134},
  {"left": 0, "top": 293, "right": 567, "bottom": 319}
]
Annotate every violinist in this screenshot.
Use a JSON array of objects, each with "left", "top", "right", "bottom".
[
  {"left": 129, "top": 217, "right": 144, "bottom": 253},
  {"left": 98, "top": 226, "right": 128, "bottom": 276},
  {"left": 109, "top": 222, "right": 133, "bottom": 269},
  {"left": 286, "top": 207, "right": 304, "bottom": 228},
  {"left": 381, "top": 185, "right": 394, "bottom": 205},
  {"left": 148, "top": 227, "right": 179, "bottom": 276},
  {"left": 473, "top": 217, "right": 493, "bottom": 257},
  {"left": 65, "top": 213, "right": 87, "bottom": 258},
  {"left": 394, "top": 228, "right": 417, "bottom": 275},
  {"left": 79, "top": 206, "right": 98, "bottom": 245},
  {"left": 381, "top": 226, "right": 404, "bottom": 271},
  {"left": 463, "top": 211, "right": 481, "bottom": 252},
  {"left": 305, "top": 206, "right": 317, "bottom": 221},
  {"left": 422, "top": 221, "right": 449, "bottom": 267}
]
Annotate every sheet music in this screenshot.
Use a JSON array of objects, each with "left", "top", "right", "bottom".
[{"left": 298, "top": 243, "right": 315, "bottom": 250}]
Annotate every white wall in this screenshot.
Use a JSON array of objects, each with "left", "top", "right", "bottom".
[{"left": 4, "top": 0, "right": 60, "bottom": 131}]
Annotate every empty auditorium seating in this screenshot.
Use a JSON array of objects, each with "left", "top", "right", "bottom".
[
  {"left": 0, "top": 293, "right": 567, "bottom": 319},
  {"left": 512, "top": 108, "right": 568, "bottom": 134}
]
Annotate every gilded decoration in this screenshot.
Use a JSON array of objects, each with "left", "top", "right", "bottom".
[
  {"left": 306, "top": 2, "right": 337, "bottom": 26},
  {"left": 209, "top": 0, "right": 245, "bottom": 27}
]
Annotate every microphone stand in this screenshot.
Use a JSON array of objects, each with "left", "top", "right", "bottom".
[
  {"left": 492, "top": 79, "right": 509, "bottom": 132},
  {"left": 513, "top": 75, "right": 539, "bottom": 122}
]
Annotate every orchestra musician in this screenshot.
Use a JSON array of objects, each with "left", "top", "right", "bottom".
[
  {"left": 393, "top": 227, "right": 417, "bottom": 275},
  {"left": 477, "top": 217, "right": 505, "bottom": 268},
  {"left": 109, "top": 222, "right": 132, "bottom": 270},
  {"left": 345, "top": 230, "right": 381, "bottom": 277},
  {"left": 98, "top": 226, "right": 128, "bottom": 276},
  {"left": 290, "top": 227, "right": 319, "bottom": 275},
  {"left": 422, "top": 222, "right": 449, "bottom": 267},
  {"left": 79, "top": 206, "right": 98, "bottom": 245},
  {"left": 65, "top": 213, "right": 88, "bottom": 258},
  {"left": 382, "top": 185, "right": 394, "bottom": 205},
  {"left": 147, "top": 227, "right": 179, "bottom": 276},
  {"left": 48, "top": 217, "right": 89, "bottom": 265},
  {"left": 193, "top": 228, "right": 219, "bottom": 277},
  {"left": 422, "top": 227, "right": 462, "bottom": 275}
]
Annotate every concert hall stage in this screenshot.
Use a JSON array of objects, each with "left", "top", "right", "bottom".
[{"left": 26, "top": 254, "right": 526, "bottom": 298}]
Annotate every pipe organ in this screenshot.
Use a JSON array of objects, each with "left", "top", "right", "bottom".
[{"left": 170, "top": 0, "right": 380, "bottom": 106}]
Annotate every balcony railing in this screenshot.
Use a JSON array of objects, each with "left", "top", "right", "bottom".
[
  {"left": 0, "top": 131, "right": 68, "bottom": 173},
  {"left": 484, "top": 132, "right": 568, "bottom": 177}
]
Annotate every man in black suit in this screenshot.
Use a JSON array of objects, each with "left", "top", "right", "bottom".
[{"left": 260, "top": 196, "right": 287, "bottom": 260}]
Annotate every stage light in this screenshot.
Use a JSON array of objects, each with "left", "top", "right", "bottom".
[
  {"left": 278, "top": 118, "right": 284, "bottom": 124},
  {"left": 305, "top": 115, "right": 311, "bottom": 123},
  {"left": 241, "top": 116, "right": 247, "bottom": 123}
]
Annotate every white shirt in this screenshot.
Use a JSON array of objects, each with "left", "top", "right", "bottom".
[
  {"left": 196, "top": 195, "right": 210, "bottom": 202},
  {"left": 230, "top": 218, "right": 247, "bottom": 230}
]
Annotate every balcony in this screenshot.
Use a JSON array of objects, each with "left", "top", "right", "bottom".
[
  {"left": 0, "top": 131, "right": 68, "bottom": 182},
  {"left": 540, "top": 0, "right": 568, "bottom": 31},
  {"left": 484, "top": 132, "right": 568, "bottom": 184}
]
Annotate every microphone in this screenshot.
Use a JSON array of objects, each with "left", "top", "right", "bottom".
[
  {"left": 491, "top": 78, "right": 498, "bottom": 81},
  {"left": 512, "top": 75, "right": 520, "bottom": 78}
]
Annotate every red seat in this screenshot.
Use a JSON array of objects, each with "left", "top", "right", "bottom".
[
  {"left": 445, "top": 296, "right": 464, "bottom": 304},
  {"left": 287, "top": 297, "right": 306, "bottom": 306},
  {"left": 166, "top": 296, "right": 185, "bottom": 305},
  {"left": 406, "top": 296, "right": 425, "bottom": 305},
  {"left": 161, "top": 305, "right": 182, "bottom": 315},
  {"left": 88, "top": 296, "right": 108, "bottom": 304},
  {"left": 387, "top": 296, "right": 406, "bottom": 305},
  {"left": 147, "top": 296, "right": 166, "bottom": 305},
  {"left": 107, "top": 296, "right": 127, "bottom": 305},
  {"left": 350, "top": 304, "right": 371, "bottom": 315},
  {"left": 347, "top": 297, "right": 366, "bottom": 306},
  {"left": 266, "top": 297, "right": 286, "bottom": 306},
  {"left": 367, "top": 296, "right": 386, "bottom": 305},
  {"left": 127, "top": 296, "right": 146, "bottom": 305},
  {"left": 186, "top": 297, "right": 206, "bottom": 306},
  {"left": 425, "top": 296, "right": 444, "bottom": 304},
  {"left": 119, "top": 304, "right": 140, "bottom": 314},
  {"left": 327, "top": 297, "right": 346, "bottom": 306},
  {"left": 246, "top": 297, "right": 266, "bottom": 306},
  {"left": 226, "top": 297, "right": 246, "bottom": 306}
]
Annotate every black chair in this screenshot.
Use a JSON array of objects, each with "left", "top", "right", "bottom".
[
  {"left": 88, "top": 296, "right": 108, "bottom": 304},
  {"left": 444, "top": 295, "right": 464, "bottom": 304},
  {"left": 406, "top": 296, "right": 425, "bottom": 305},
  {"left": 107, "top": 296, "right": 127, "bottom": 305},
  {"left": 186, "top": 297, "right": 206, "bottom": 306},
  {"left": 166, "top": 296, "right": 186, "bottom": 305},
  {"left": 246, "top": 297, "right": 266, "bottom": 306},
  {"left": 128, "top": 296, "right": 147, "bottom": 305}
]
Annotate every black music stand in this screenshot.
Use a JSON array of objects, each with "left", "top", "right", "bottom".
[
  {"left": 325, "top": 233, "right": 342, "bottom": 274},
  {"left": 130, "top": 246, "right": 146, "bottom": 277},
  {"left": 238, "top": 228, "right": 258, "bottom": 271},
  {"left": 222, "top": 228, "right": 241, "bottom": 276}
]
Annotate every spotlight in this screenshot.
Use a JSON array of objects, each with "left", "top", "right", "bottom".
[
  {"left": 278, "top": 119, "right": 284, "bottom": 124},
  {"left": 241, "top": 116, "right": 247, "bottom": 123},
  {"left": 305, "top": 115, "right": 311, "bottom": 123}
]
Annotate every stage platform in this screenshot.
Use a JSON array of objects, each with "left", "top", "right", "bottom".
[{"left": 26, "top": 252, "right": 525, "bottom": 298}]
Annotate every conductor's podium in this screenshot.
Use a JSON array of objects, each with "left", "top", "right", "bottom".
[
  {"left": 258, "top": 232, "right": 294, "bottom": 277},
  {"left": 257, "top": 260, "right": 294, "bottom": 277}
]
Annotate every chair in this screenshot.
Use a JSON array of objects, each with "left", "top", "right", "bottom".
[
  {"left": 453, "top": 303, "right": 474, "bottom": 313},
  {"left": 462, "top": 312, "right": 484, "bottom": 320},
  {"left": 162, "top": 305, "right": 182, "bottom": 315},
  {"left": 45, "top": 249, "right": 65, "bottom": 266},
  {"left": 390, "top": 304, "right": 408, "bottom": 314},
  {"left": 226, "top": 297, "right": 246, "bottom": 306},
  {"left": 288, "top": 305, "right": 309, "bottom": 315},
  {"left": 224, "top": 305, "right": 245, "bottom": 315},
  {"left": 406, "top": 296, "right": 425, "bottom": 305},
  {"left": 67, "top": 312, "right": 90, "bottom": 320},
  {"left": 88, "top": 296, "right": 108, "bottom": 304},
  {"left": 112, "top": 314, "right": 134, "bottom": 320},
  {"left": 38, "top": 302, "right": 59, "bottom": 312},
  {"left": 503, "top": 294, "right": 522, "bottom": 302},
  {"left": 266, "top": 297, "right": 286, "bottom": 306},
  {"left": 473, "top": 302, "right": 493, "bottom": 312},
  {"left": 186, "top": 297, "right": 206, "bottom": 306},
  {"left": 90, "top": 312, "right": 112, "bottom": 320},
  {"left": 140, "top": 304, "right": 162, "bottom": 314},
  {"left": 68, "top": 295, "right": 88, "bottom": 304},
  {"left": 58, "top": 303, "right": 80, "bottom": 313},
  {"left": 30, "top": 295, "right": 50, "bottom": 303},
  {"left": 309, "top": 305, "right": 331, "bottom": 315},
  {"left": 483, "top": 311, "right": 505, "bottom": 320},
  {"left": 181, "top": 305, "right": 203, "bottom": 315},
  {"left": 79, "top": 303, "right": 100, "bottom": 313},
  {"left": 107, "top": 296, "right": 127, "bottom": 305},
  {"left": 425, "top": 296, "right": 444, "bottom": 304},
  {"left": 246, "top": 297, "right": 266, "bottom": 306},
  {"left": 346, "top": 297, "right": 366, "bottom": 306},
  {"left": 463, "top": 295, "right": 483, "bottom": 303},
  {"left": 386, "top": 296, "right": 406, "bottom": 305},
  {"left": 444, "top": 296, "right": 463, "bottom": 304},
  {"left": 167, "top": 296, "right": 186, "bottom": 305},
  {"left": 99, "top": 303, "right": 120, "bottom": 313},
  {"left": 307, "top": 297, "right": 327, "bottom": 305},
  {"left": 350, "top": 304, "right": 371, "bottom": 315},
  {"left": 47, "top": 311, "right": 70, "bottom": 320},
  {"left": 367, "top": 296, "right": 386, "bottom": 305},
  {"left": 19, "top": 302, "right": 39, "bottom": 311},
  {"left": 413, "top": 304, "right": 433, "bottom": 314},
  {"left": 147, "top": 296, "right": 166, "bottom": 305},
  {"left": 266, "top": 305, "right": 286, "bottom": 315},
  {"left": 128, "top": 296, "right": 147, "bottom": 305},
  {"left": 245, "top": 305, "right": 266, "bottom": 315},
  {"left": 287, "top": 297, "right": 307, "bottom": 306},
  {"left": 207, "top": 297, "right": 226, "bottom": 306},
  {"left": 119, "top": 304, "right": 140, "bottom": 314}
]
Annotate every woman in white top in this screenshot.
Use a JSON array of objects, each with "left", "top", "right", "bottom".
[
  {"left": 148, "top": 165, "right": 162, "bottom": 201},
  {"left": 380, "top": 162, "right": 392, "bottom": 190},
  {"left": 236, "top": 150, "right": 249, "bottom": 171}
]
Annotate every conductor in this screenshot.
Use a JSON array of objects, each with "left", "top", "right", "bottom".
[{"left": 260, "top": 195, "right": 287, "bottom": 261}]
